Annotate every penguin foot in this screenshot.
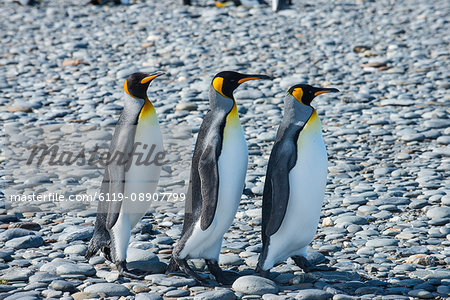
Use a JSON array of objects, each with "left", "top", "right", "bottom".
[
  {"left": 258, "top": 268, "right": 271, "bottom": 278},
  {"left": 206, "top": 259, "right": 238, "bottom": 285},
  {"left": 167, "top": 257, "right": 180, "bottom": 273},
  {"left": 292, "top": 255, "right": 335, "bottom": 273},
  {"left": 117, "top": 262, "right": 147, "bottom": 279},
  {"left": 102, "top": 246, "right": 112, "bottom": 262},
  {"left": 220, "top": 270, "right": 240, "bottom": 285},
  {"left": 175, "top": 258, "right": 209, "bottom": 284}
]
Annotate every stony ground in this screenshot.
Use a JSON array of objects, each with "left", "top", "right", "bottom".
[{"left": 0, "top": 0, "right": 449, "bottom": 299}]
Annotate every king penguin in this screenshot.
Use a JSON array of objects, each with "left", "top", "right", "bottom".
[
  {"left": 168, "top": 71, "right": 271, "bottom": 284},
  {"left": 257, "top": 84, "right": 339, "bottom": 276},
  {"left": 86, "top": 72, "right": 164, "bottom": 278}
]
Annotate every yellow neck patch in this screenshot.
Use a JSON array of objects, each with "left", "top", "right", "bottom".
[
  {"left": 212, "top": 77, "right": 228, "bottom": 98},
  {"left": 304, "top": 109, "right": 320, "bottom": 131},
  {"left": 225, "top": 101, "right": 240, "bottom": 127},
  {"left": 139, "top": 97, "right": 155, "bottom": 120},
  {"left": 291, "top": 88, "right": 304, "bottom": 104}
]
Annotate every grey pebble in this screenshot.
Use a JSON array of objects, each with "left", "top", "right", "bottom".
[
  {"left": 126, "top": 247, "right": 159, "bottom": 262},
  {"left": 56, "top": 263, "right": 96, "bottom": 277},
  {"left": 165, "top": 289, "right": 190, "bottom": 297},
  {"left": 145, "top": 274, "right": 197, "bottom": 287},
  {"left": 50, "top": 280, "right": 76, "bottom": 292},
  {"left": 57, "top": 227, "right": 93, "bottom": 242},
  {"left": 2, "top": 291, "right": 40, "bottom": 300},
  {"left": 84, "top": 283, "right": 131, "bottom": 296},
  {"left": 426, "top": 206, "right": 450, "bottom": 219},
  {"left": 335, "top": 216, "right": 368, "bottom": 225},
  {"left": 28, "top": 272, "right": 62, "bottom": 283},
  {"left": 64, "top": 244, "right": 88, "bottom": 256},
  {"left": 39, "top": 258, "right": 73, "bottom": 274},
  {"left": 232, "top": 275, "right": 278, "bottom": 295},
  {"left": 0, "top": 228, "right": 35, "bottom": 242},
  {"left": 407, "top": 289, "right": 434, "bottom": 299},
  {"left": 0, "top": 268, "right": 33, "bottom": 281},
  {"left": 220, "top": 253, "right": 244, "bottom": 266},
  {"left": 4, "top": 235, "right": 43, "bottom": 249},
  {"left": 136, "top": 292, "right": 164, "bottom": 300},
  {"left": 296, "top": 289, "right": 333, "bottom": 300}
]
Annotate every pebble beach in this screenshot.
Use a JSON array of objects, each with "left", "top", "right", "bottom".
[{"left": 0, "top": 0, "right": 449, "bottom": 299}]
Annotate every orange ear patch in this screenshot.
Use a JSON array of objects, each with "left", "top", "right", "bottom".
[
  {"left": 292, "top": 88, "right": 304, "bottom": 103},
  {"left": 124, "top": 80, "right": 135, "bottom": 98},
  {"left": 213, "top": 77, "right": 227, "bottom": 98}
]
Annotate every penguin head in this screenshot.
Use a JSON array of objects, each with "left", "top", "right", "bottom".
[
  {"left": 212, "top": 71, "right": 271, "bottom": 99},
  {"left": 287, "top": 84, "right": 340, "bottom": 106},
  {"left": 124, "top": 72, "right": 164, "bottom": 99}
]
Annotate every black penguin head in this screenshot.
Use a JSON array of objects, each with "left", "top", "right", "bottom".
[
  {"left": 287, "top": 84, "right": 340, "bottom": 106},
  {"left": 212, "top": 71, "right": 271, "bottom": 99},
  {"left": 124, "top": 72, "right": 164, "bottom": 99}
]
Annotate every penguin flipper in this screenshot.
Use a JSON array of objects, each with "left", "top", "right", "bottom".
[
  {"left": 104, "top": 122, "right": 137, "bottom": 230},
  {"left": 104, "top": 153, "right": 126, "bottom": 230},
  {"left": 198, "top": 143, "right": 220, "bottom": 231},
  {"left": 264, "top": 140, "right": 297, "bottom": 236}
]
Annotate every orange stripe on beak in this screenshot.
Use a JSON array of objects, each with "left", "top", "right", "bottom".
[
  {"left": 140, "top": 74, "right": 161, "bottom": 84},
  {"left": 314, "top": 90, "right": 333, "bottom": 96},
  {"left": 237, "top": 77, "right": 260, "bottom": 84}
]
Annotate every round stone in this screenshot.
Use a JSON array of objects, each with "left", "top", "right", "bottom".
[
  {"left": 232, "top": 275, "right": 278, "bottom": 295},
  {"left": 84, "top": 283, "right": 131, "bottom": 297},
  {"left": 64, "top": 244, "right": 88, "bottom": 256},
  {"left": 194, "top": 289, "right": 236, "bottom": 300},
  {"left": 366, "top": 238, "right": 398, "bottom": 248},
  {"left": 426, "top": 206, "right": 450, "bottom": 219},
  {"left": 296, "top": 289, "right": 333, "bottom": 300},
  {"left": 4, "top": 235, "right": 43, "bottom": 249},
  {"left": 135, "top": 292, "right": 164, "bottom": 300}
]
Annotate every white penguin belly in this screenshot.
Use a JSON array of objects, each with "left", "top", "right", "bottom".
[
  {"left": 264, "top": 113, "right": 327, "bottom": 269},
  {"left": 110, "top": 114, "right": 163, "bottom": 262},
  {"left": 122, "top": 119, "right": 163, "bottom": 228},
  {"left": 180, "top": 123, "right": 248, "bottom": 260}
]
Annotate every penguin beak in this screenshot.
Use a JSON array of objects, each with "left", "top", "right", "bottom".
[
  {"left": 140, "top": 72, "right": 165, "bottom": 84},
  {"left": 215, "top": 0, "right": 231, "bottom": 7},
  {"left": 313, "top": 87, "right": 340, "bottom": 96},
  {"left": 237, "top": 74, "right": 272, "bottom": 84}
]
